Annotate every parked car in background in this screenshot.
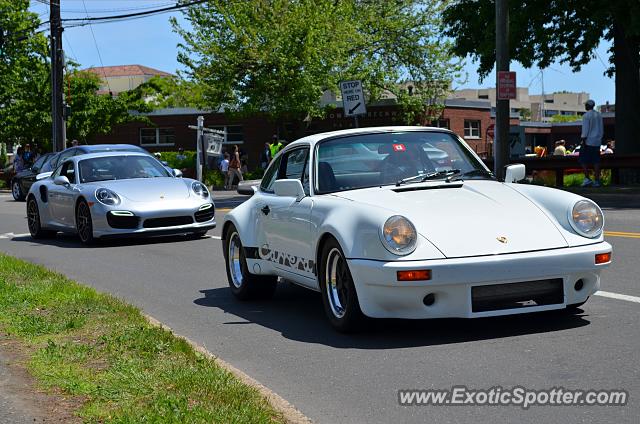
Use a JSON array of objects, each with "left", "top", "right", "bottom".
[
  {"left": 47, "top": 144, "right": 150, "bottom": 171},
  {"left": 223, "top": 126, "right": 612, "bottom": 332},
  {"left": 26, "top": 152, "right": 216, "bottom": 244},
  {"left": 11, "top": 152, "right": 57, "bottom": 201}
]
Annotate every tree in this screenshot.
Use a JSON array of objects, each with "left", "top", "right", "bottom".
[
  {"left": 443, "top": 1, "right": 640, "bottom": 154},
  {"left": 550, "top": 114, "right": 580, "bottom": 123},
  {"left": 172, "top": 0, "right": 462, "bottom": 134},
  {"left": 134, "top": 75, "right": 206, "bottom": 109}
]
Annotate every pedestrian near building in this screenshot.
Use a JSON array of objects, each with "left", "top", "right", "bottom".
[
  {"left": 260, "top": 142, "right": 271, "bottom": 169},
  {"left": 269, "top": 135, "right": 284, "bottom": 158},
  {"left": 22, "top": 144, "right": 34, "bottom": 167},
  {"left": 228, "top": 145, "right": 243, "bottom": 189},
  {"left": 13, "top": 146, "right": 25, "bottom": 173},
  {"left": 219, "top": 153, "right": 230, "bottom": 189},
  {"left": 579, "top": 99, "right": 604, "bottom": 187},
  {"left": 602, "top": 141, "right": 614, "bottom": 155},
  {"left": 553, "top": 140, "right": 567, "bottom": 156}
]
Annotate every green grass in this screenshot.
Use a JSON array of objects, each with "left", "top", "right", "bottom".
[{"left": 0, "top": 254, "right": 282, "bottom": 423}]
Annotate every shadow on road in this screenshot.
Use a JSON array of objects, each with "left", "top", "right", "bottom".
[
  {"left": 10, "top": 232, "right": 210, "bottom": 248},
  {"left": 194, "top": 283, "right": 590, "bottom": 349}
]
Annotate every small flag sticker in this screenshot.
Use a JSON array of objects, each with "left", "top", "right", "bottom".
[{"left": 393, "top": 144, "right": 406, "bottom": 152}]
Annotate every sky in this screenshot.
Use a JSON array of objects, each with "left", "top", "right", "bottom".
[{"left": 30, "top": 0, "right": 616, "bottom": 105}]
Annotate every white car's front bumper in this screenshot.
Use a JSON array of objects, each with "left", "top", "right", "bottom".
[{"left": 348, "top": 242, "right": 612, "bottom": 319}]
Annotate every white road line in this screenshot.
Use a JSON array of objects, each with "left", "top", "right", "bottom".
[
  {"left": 0, "top": 232, "right": 30, "bottom": 239},
  {"left": 595, "top": 290, "right": 640, "bottom": 304},
  {"left": 210, "top": 235, "right": 221, "bottom": 240}
]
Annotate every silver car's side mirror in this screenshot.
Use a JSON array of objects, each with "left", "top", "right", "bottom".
[
  {"left": 173, "top": 169, "right": 183, "bottom": 178},
  {"left": 273, "top": 179, "right": 305, "bottom": 202},
  {"left": 36, "top": 171, "right": 53, "bottom": 181},
  {"left": 504, "top": 164, "right": 526, "bottom": 183},
  {"left": 53, "top": 176, "right": 70, "bottom": 186}
]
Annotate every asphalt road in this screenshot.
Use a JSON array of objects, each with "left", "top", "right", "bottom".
[{"left": 0, "top": 192, "right": 638, "bottom": 423}]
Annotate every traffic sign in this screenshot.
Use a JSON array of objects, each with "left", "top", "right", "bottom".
[
  {"left": 340, "top": 80, "right": 366, "bottom": 117},
  {"left": 486, "top": 123, "right": 495, "bottom": 139},
  {"left": 497, "top": 71, "right": 516, "bottom": 100}
]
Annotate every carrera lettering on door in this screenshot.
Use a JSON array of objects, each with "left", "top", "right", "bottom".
[{"left": 259, "top": 245, "right": 315, "bottom": 274}]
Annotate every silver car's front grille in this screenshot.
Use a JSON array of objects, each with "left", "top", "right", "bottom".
[{"left": 143, "top": 216, "right": 194, "bottom": 228}]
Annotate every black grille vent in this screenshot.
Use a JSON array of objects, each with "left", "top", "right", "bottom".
[
  {"left": 106, "top": 212, "right": 139, "bottom": 229},
  {"left": 194, "top": 205, "right": 215, "bottom": 222},
  {"left": 472, "top": 279, "right": 564, "bottom": 313},
  {"left": 143, "top": 216, "right": 193, "bottom": 228}
]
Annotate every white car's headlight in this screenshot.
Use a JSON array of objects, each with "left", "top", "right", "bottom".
[
  {"left": 192, "top": 181, "right": 209, "bottom": 198},
  {"left": 95, "top": 188, "right": 121, "bottom": 206},
  {"left": 380, "top": 215, "right": 417, "bottom": 255},
  {"left": 569, "top": 200, "right": 604, "bottom": 238}
]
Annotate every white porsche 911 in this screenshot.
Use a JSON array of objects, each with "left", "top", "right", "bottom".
[{"left": 222, "top": 127, "right": 612, "bottom": 332}]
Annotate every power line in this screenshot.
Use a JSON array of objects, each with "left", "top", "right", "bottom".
[
  {"left": 61, "top": 0, "right": 208, "bottom": 23},
  {"left": 81, "top": 0, "right": 111, "bottom": 94}
]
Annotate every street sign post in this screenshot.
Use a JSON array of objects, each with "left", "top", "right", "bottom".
[
  {"left": 497, "top": 71, "right": 517, "bottom": 100},
  {"left": 340, "top": 80, "right": 366, "bottom": 127}
]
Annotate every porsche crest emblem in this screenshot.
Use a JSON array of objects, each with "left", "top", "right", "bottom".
[
  {"left": 496, "top": 236, "right": 508, "bottom": 244},
  {"left": 160, "top": 195, "right": 165, "bottom": 199}
]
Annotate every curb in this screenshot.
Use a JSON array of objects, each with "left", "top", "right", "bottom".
[{"left": 143, "top": 314, "right": 312, "bottom": 424}]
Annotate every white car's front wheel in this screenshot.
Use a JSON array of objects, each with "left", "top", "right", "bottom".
[
  {"left": 224, "top": 224, "right": 277, "bottom": 300},
  {"left": 319, "top": 237, "right": 364, "bottom": 332}
]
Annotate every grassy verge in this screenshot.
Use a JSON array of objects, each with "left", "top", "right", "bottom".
[{"left": 0, "top": 254, "right": 282, "bottom": 423}]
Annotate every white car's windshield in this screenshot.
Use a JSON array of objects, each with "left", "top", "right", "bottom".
[
  {"left": 78, "top": 156, "right": 171, "bottom": 183},
  {"left": 315, "top": 131, "right": 491, "bottom": 194}
]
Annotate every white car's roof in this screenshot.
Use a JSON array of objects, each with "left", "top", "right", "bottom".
[{"left": 286, "top": 126, "right": 455, "bottom": 148}]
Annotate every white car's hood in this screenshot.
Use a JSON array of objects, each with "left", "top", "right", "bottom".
[
  {"left": 95, "top": 178, "right": 190, "bottom": 202},
  {"left": 332, "top": 181, "right": 568, "bottom": 258}
]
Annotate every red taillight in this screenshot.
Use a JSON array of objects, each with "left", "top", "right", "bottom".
[
  {"left": 595, "top": 252, "right": 612, "bottom": 264},
  {"left": 397, "top": 270, "right": 431, "bottom": 281}
]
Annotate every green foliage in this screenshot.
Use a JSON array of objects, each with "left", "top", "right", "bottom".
[
  {"left": 0, "top": 254, "right": 282, "bottom": 423},
  {"left": 244, "top": 168, "right": 265, "bottom": 180},
  {"left": 203, "top": 169, "right": 226, "bottom": 188},
  {"left": 550, "top": 114, "right": 581, "bottom": 123},
  {"left": 0, "top": 142, "right": 7, "bottom": 167},
  {"left": 172, "top": 0, "right": 462, "bottom": 126},
  {"left": 135, "top": 75, "right": 206, "bottom": 109},
  {"left": 155, "top": 150, "right": 197, "bottom": 169}
]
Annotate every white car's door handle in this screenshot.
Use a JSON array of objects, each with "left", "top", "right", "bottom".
[{"left": 260, "top": 205, "right": 270, "bottom": 215}]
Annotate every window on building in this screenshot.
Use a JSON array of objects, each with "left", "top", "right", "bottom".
[
  {"left": 431, "top": 119, "right": 450, "bottom": 129},
  {"left": 544, "top": 99, "right": 554, "bottom": 104},
  {"left": 464, "top": 120, "right": 481, "bottom": 138},
  {"left": 210, "top": 125, "right": 244, "bottom": 144},
  {"left": 139, "top": 128, "right": 175, "bottom": 146},
  {"left": 478, "top": 94, "right": 489, "bottom": 99}
]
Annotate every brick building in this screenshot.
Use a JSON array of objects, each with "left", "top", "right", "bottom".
[{"left": 92, "top": 99, "right": 518, "bottom": 169}]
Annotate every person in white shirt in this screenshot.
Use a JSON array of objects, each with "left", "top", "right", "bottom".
[
  {"left": 219, "top": 153, "right": 230, "bottom": 189},
  {"left": 579, "top": 99, "right": 604, "bottom": 187}
]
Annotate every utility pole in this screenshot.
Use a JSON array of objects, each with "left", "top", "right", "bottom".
[
  {"left": 494, "top": 0, "right": 510, "bottom": 180},
  {"left": 50, "top": 1, "right": 65, "bottom": 152}
]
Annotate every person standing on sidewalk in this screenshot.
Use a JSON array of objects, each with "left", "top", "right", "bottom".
[
  {"left": 579, "top": 99, "right": 604, "bottom": 187},
  {"left": 219, "top": 153, "right": 230, "bottom": 189},
  {"left": 228, "top": 145, "right": 243, "bottom": 189}
]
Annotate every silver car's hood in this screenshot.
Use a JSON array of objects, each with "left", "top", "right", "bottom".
[
  {"left": 332, "top": 181, "right": 569, "bottom": 258},
  {"left": 95, "top": 178, "right": 191, "bottom": 202}
]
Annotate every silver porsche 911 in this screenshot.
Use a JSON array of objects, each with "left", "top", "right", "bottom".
[{"left": 26, "top": 151, "right": 216, "bottom": 244}]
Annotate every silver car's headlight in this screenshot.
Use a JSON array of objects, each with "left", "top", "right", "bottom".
[
  {"left": 192, "top": 181, "right": 209, "bottom": 198},
  {"left": 380, "top": 215, "right": 417, "bottom": 255},
  {"left": 95, "top": 188, "right": 120, "bottom": 206},
  {"left": 568, "top": 200, "right": 604, "bottom": 238}
]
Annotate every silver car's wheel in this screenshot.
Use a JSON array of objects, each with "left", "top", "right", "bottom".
[
  {"left": 228, "top": 231, "right": 244, "bottom": 288},
  {"left": 27, "top": 198, "right": 54, "bottom": 239},
  {"left": 76, "top": 200, "right": 94, "bottom": 244},
  {"left": 325, "top": 247, "right": 348, "bottom": 319},
  {"left": 12, "top": 180, "right": 24, "bottom": 201}
]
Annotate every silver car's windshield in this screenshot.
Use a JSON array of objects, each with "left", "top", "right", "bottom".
[
  {"left": 315, "top": 131, "right": 491, "bottom": 194},
  {"left": 78, "top": 156, "right": 171, "bottom": 183}
]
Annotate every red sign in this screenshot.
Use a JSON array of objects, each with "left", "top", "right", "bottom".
[
  {"left": 486, "top": 124, "right": 495, "bottom": 139},
  {"left": 497, "top": 71, "right": 516, "bottom": 100}
]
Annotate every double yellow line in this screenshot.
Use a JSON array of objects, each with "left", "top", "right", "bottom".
[{"left": 605, "top": 231, "right": 640, "bottom": 239}]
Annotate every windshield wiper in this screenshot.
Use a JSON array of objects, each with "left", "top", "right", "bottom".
[
  {"left": 395, "top": 169, "right": 462, "bottom": 186},
  {"left": 448, "top": 169, "right": 495, "bottom": 182}
]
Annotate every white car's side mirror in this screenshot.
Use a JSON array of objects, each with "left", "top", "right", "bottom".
[
  {"left": 54, "top": 176, "right": 70, "bottom": 186},
  {"left": 504, "top": 164, "right": 526, "bottom": 183},
  {"left": 173, "top": 168, "right": 183, "bottom": 178},
  {"left": 36, "top": 171, "right": 53, "bottom": 181},
  {"left": 273, "top": 179, "right": 305, "bottom": 201}
]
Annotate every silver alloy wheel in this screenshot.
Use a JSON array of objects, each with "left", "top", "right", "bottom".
[
  {"left": 77, "top": 202, "right": 92, "bottom": 242},
  {"left": 325, "top": 247, "right": 348, "bottom": 319},
  {"left": 228, "top": 232, "right": 244, "bottom": 288},
  {"left": 27, "top": 199, "right": 39, "bottom": 234},
  {"left": 12, "top": 181, "right": 21, "bottom": 200}
]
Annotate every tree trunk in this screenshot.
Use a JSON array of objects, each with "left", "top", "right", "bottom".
[{"left": 613, "top": 22, "right": 640, "bottom": 155}]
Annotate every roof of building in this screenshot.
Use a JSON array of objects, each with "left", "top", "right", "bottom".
[{"left": 85, "top": 65, "right": 173, "bottom": 78}]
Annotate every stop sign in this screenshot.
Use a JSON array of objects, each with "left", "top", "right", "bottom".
[{"left": 486, "top": 123, "right": 495, "bottom": 139}]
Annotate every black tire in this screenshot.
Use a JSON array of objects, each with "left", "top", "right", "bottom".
[
  {"left": 223, "top": 224, "right": 277, "bottom": 300},
  {"left": 26, "top": 197, "right": 55, "bottom": 238},
  {"left": 11, "top": 180, "right": 25, "bottom": 201},
  {"left": 318, "top": 237, "right": 365, "bottom": 332},
  {"left": 76, "top": 200, "right": 95, "bottom": 245}
]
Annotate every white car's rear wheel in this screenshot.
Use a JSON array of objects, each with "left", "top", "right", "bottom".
[
  {"left": 224, "top": 224, "right": 277, "bottom": 300},
  {"left": 319, "top": 237, "right": 364, "bottom": 332}
]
